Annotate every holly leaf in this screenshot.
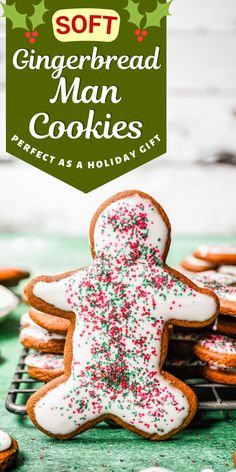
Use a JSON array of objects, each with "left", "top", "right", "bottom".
[
  {"left": 124, "top": 0, "right": 144, "bottom": 28},
  {"left": 145, "top": 0, "right": 172, "bottom": 29},
  {"left": 0, "top": 2, "right": 28, "bottom": 30},
  {"left": 28, "top": 0, "right": 48, "bottom": 31}
]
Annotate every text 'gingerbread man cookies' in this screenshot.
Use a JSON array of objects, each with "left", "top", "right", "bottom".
[{"left": 26, "top": 191, "right": 219, "bottom": 440}]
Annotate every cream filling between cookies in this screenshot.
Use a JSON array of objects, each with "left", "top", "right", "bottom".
[
  {"left": 208, "top": 364, "right": 236, "bottom": 373},
  {"left": 20, "top": 326, "right": 66, "bottom": 342},
  {"left": 25, "top": 353, "right": 64, "bottom": 370}
]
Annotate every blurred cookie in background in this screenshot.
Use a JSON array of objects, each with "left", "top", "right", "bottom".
[
  {"left": 0, "top": 285, "right": 18, "bottom": 324},
  {"left": 0, "top": 268, "right": 30, "bottom": 287},
  {"left": 180, "top": 255, "right": 216, "bottom": 273},
  {"left": 194, "top": 243, "right": 236, "bottom": 265}
]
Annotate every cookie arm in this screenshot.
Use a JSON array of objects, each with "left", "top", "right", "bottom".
[
  {"left": 164, "top": 267, "right": 219, "bottom": 326},
  {"left": 26, "top": 270, "right": 78, "bottom": 317}
]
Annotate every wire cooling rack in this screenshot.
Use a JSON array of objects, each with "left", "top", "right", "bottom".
[
  {"left": 6, "top": 348, "right": 43, "bottom": 415},
  {"left": 5, "top": 348, "right": 236, "bottom": 416}
]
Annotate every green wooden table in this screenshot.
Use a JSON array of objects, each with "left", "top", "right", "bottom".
[{"left": 0, "top": 234, "right": 236, "bottom": 472}]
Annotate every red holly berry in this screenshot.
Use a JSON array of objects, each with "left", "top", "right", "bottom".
[
  {"left": 32, "top": 31, "right": 38, "bottom": 37},
  {"left": 137, "top": 35, "right": 143, "bottom": 42},
  {"left": 142, "top": 30, "right": 148, "bottom": 37},
  {"left": 135, "top": 29, "right": 140, "bottom": 36},
  {"left": 25, "top": 32, "right": 31, "bottom": 38},
  {"left": 29, "top": 38, "right": 36, "bottom": 44}
]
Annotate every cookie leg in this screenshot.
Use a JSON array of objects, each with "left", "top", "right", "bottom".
[
  {"left": 27, "top": 377, "right": 105, "bottom": 438},
  {"left": 110, "top": 372, "right": 197, "bottom": 439}
]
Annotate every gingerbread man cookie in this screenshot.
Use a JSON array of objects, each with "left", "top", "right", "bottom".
[{"left": 26, "top": 191, "right": 219, "bottom": 440}]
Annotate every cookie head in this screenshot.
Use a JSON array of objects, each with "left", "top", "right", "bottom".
[{"left": 91, "top": 191, "right": 170, "bottom": 263}]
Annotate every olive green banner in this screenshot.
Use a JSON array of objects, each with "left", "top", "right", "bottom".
[{"left": 4, "top": 0, "right": 170, "bottom": 192}]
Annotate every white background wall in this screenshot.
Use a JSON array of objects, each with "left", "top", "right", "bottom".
[{"left": 0, "top": 0, "right": 236, "bottom": 235}]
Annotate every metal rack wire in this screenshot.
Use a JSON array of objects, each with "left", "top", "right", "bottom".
[
  {"left": 6, "top": 348, "right": 43, "bottom": 415},
  {"left": 5, "top": 348, "right": 236, "bottom": 416}
]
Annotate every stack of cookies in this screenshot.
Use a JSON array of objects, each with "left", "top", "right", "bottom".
[
  {"left": 20, "top": 308, "right": 67, "bottom": 382},
  {"left": 167, "top": 243, "right": 236, "bottom": 385}
]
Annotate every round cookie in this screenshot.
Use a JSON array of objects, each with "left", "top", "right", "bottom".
[
  {"left": 180, "top": 256, "right": 216, "bottom": 273},
  {"left": 0, "top": 431, "right": 18, "bottom": 471},
  {"left": 194, "top": 333, "right": 236, "bottom": 367},
  {"left": 212, "top": 285, "right": 236, "bottom": 316},
  {"left": 0, "top": 286, "right": 18, "bottom": 323},
  {"left": 26, "top": 190, "right": 219, "bottom": 441},
  {"left": 194, "top": 270, "right": 236, "bottom": 287},
  {"left": 213, "top": 315, "right": 236, "bottom": 337},
  {"left": 0, "top": 267, "right": 29, "bottom": 287},
  {"left": 25, "top": 353, "right": 64, "bottom": 382},
  {"left": 202, "top": 364, "right": 236, "bottom": 385},
  {"left": 193, "top": 271, "right": 236, "bottom": 316},
  {"left": 194, "top": 243, "right": 236, "bottom": 265},
  {"left": 20, "top": 326, "right": 66, "bottom": 354},
  {"left": 29, "top": 308, "right": 69, "bottom": 334}
]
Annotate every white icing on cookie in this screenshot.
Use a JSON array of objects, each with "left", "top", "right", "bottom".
[
  {"left": 208, "top": 364, "right": 236, "bottom": 373},
  {"left": 20, "top": 326, "right": 66, "bottom": 343},
  {"left": 31, "top": 194, "right": 217, "bottom": 437},
  {"left": 200, "top": 469, "right": 214, "bottom": 472},
  {"left": 197, "top": 244, "right": 236, "bottom": 256},
  {"left": 20, "top": 311, "right": 39, "bottom": 329},
  {"left": 219, "top": 265, "right": 236, "bottom": 276},
  {"left": 197, "top": 334, "right": 236, "bottom": 355},
  {"left": 194, "top": 271, "right": 236, "bottom": 287},
  {"left": 191, "top": 271, "right": 236, "bottom": 305},
  {"left": 93, "top": 195, "right": 169, "bottom": 258},
  {"left": 25, "top": 353, "right": 64, "bottom": 371},
  {"left": 33, "top": 279, "right": 72, "bottom": 312},
  {"left": 0, "top": 285, "right": 18, "bottom": 319},
  {"left": 0, "top": 430, "right": 11, "bottom": 452},
  {"left": 184, "top": 256, "right": 213, "bottom": 268}
]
